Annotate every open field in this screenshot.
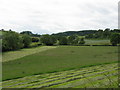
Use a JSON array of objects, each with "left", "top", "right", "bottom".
[
  {"left": 3, "top": 46, "right": 118, "bottom": 81},
  {"left": 2, "top": 63, "right": 119, "bottom": 88},
  {"left": 85, "top": 39, "right": 110, "bottom": 45},
  {"left": 2, "top": 46, "right": 57, "bottom": 62}
]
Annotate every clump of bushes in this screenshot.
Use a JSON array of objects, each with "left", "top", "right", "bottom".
[
  {"left": 78, "top": 38, "right": 85, "bottom": 45},
  {"left": 40, "top": 34, "right": 85, "bottom": 46},
  {"left": 40, "top": 34, "right": 57, "bottom": 46},
  {"left": 2, "top": 31, "right": 32, "bottom": 51},
  {"left": 59, "top": 36, "right": 68, "bottom": 45},
  {"left": 110, "top": 33, "right": 120, "bottom": 46},
  {"left": 2, "top": 31, "right": 23, "bottom": 51},
  {"left": 22, "top": 34, "right": 32, "bottom": 48},
  {"left": 32, "top": 37, "right": 39, "bottom": 42},
  {"left": 67, "top": 35, "right": 85, "bottom": 45}
]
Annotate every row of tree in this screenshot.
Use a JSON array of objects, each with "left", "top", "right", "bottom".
[
  {"left": 85, "top": 28, "right": 111, "bottom": 39},
  {"left": 1, "top": 30, "right": 86, "bottom": 52},
  {"left": 1, "top": 29, "right": 120, "bottom": 52},
  {"left": 53, "top": 28, "right": 120, "bottom": 39},
  {"left": 40, "top": 34, "right": 85, "bottom": 46}
]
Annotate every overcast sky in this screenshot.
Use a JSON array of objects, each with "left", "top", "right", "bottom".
[{"left": 0, "top": 0, "right": 119, "bottom": 34}]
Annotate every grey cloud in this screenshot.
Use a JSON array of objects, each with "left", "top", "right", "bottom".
[{"left": 0, "top": 0, "right": 118, "bottom": 34}]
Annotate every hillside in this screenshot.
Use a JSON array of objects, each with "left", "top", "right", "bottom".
[
  {"left": 52, "top": 30, "right": 97, "bottom": 36},
  {"left": 52, "top": 29, "right": 120, "bottom": 39}
]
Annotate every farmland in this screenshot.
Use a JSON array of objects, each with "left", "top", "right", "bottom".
[
  {"left": 2, "top": 46, "right": 56, "bottom": 62},
  {"left": 3, "top": 46, "right": 118, "bottom": 81},
  {"left": 1, "top": 2, "right": 120, "bottom": 88},
  {"left": 85, "top": 39, "right": 110, "bottom": 45},
  {"left": 2, "top": 62, "right": 119, "bottom": 88}
]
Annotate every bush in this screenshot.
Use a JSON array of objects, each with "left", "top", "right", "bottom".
[
  {"left": 59, "top": 36, "right": 68, "bottom": 45},
  {"left": 68, "top": 35, "right": 77, "bottom": 45},
  {"left": 32, "top": 37, "right": 39, "bottom": 42},
  {"left": 110, "top": 33, "right": 120, "bottom": 46},
  {"left": 2, "top": 31, "right": 23, "bottom": 51},
  {"left": 78, "top": 38, "right": 85, "bottom": 45},
  {"left": 40, "top": 34, "right": 57, "bottom": 46},
  {"left": 22, "top": 34, "right": 32, "bottom": 48}
]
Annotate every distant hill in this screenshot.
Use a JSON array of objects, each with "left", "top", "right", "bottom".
[
  {"left": 52, "top": 30, "right": 98, "bottom": 36},
  {"left": 52, "top": 29, "right": 120, "bottom": 39}
]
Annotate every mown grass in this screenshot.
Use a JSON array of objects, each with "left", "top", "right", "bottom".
[
  {"left": 3, "top": 46, "right": 118, "bottom": 80},
  {"left": 2, "top": 46, "right": 57, "bottom": 62},
  {"left": 2, "top": 63, "right": 119, "bottom": 88}
]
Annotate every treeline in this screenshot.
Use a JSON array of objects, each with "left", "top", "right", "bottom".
[
  {"left": 40, "top": 34, "right": 85, "bottom": 46},
  {"left": 53, "top": 28, "right": 120, "bottom": 39},
  {"left": 1, "top": 28, "right": 120, "bottom": 52},
  {"left": 2, "top": 30, "right": 32, "bottom": 51},
  {"left": 20, "top": 31, "right": 41, "bottom": 37},
  {"left": 1, "top": 30, "right": 41, "bottom": 52},
  {"left": 85, "top": 28, "right": 120, "bottom": 39},
  {"left": 1, "top": 30, "right": 85, "bottom": 52}
]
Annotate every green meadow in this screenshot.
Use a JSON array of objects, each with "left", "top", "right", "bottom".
[
  {"left": 2, "top": 46, "right": 56, "bottom": 62},
  {"left": 85, "top": 39, "right": 110, "bottom": 45},
  {"left": 3, "top": 46, "right": 118, "bottom": 81},
  {"left": 2, "top": 63, "right": 119, "bottom": 88}
]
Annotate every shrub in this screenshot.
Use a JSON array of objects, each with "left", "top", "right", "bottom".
[
  {"left": 22, "top": 34, "right": 32, "bottom": 48},
  {"left": 40, "top": 34, "right": 57, "bottom": 46},
  {"left": 59, "top": 36, "right": 68, "bottom": 45},
  {"left": 78, "top": 38, "right": 85, "bottom": 45},
  {"left": 2, "top": 31, "right": 23, "bottom": 51},
  {"left": 110, "top": 33, "right": 120, "bottom": 46},
  {"left": 32, "top": 37, "right": 39, "bottom": 42}
]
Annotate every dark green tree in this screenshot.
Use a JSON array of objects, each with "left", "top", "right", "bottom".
[
  {"left": 68, "top": 35, "right": 78, "bottom": 45},
  {"left": 22, "top": 34, "right": 32, "bottom": 48},
  {"left": 20, "top": 31, "right": 33, "bottom": 35},
  {"left": 103, "top": 28, "right": 111, "bottom": 38},
  {"left": 110, "top": 33, "right": 120, "bottom": 46},
  {"left": 85, "top": 34, "right": 94, "bottom": 39},
  {"left": 78, "top": 38, "right": 85, "bottom": 45},
  {"left": 2, "top": 31, "right": 23, "bottom": 51},
  {"left": 59, "top": 36, "right": 68, "bottom": 45},
  {"left": 40, "top": 34, "right": 57, "bottom": 45},
  {"left": 32, "top": 37, "right": 39, "bottom": 42}
]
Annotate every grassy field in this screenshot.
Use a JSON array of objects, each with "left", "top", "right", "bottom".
[
  {"left": 3, "top": 46, "right": 118, "bottom": 81},
  {"left": 2, "top": 46, "right": 57, "bottom": 62},
  {"left": 2, "top": 63, "right": 119, "bottom": 88},
  {"left": 85, "top": 39, "right": 110, "bottom": 45}
]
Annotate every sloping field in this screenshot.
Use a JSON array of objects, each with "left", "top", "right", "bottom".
[
  {"left": 2, "top": 46, "right": 57, "bottom": 62},
  {"left": 3, "top": 46, "right": 118, "bottom": 80},
  {"left": 2, "top": 63, "right": 119, "bottom": 88}
]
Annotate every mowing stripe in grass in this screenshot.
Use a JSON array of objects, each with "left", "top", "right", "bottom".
[
  {"left": 74, "top": 75, "right": 118, "bottom": 88},
  {"left": 3, "top": 63, "right": 117, "bottom": 88},
  {"left": 49, "top": 69, "right": 118, "bottom": 88},
  {"left": 3, "top": 64, "right": 117, "bottom": 87},
  {"left": 26, "top": 69, "right": 118, "bottom": 88},
  {"left": 2, "top": 63, "right": 118, "bottom": 87}
]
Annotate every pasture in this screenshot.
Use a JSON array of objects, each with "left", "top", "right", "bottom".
[
  {"left": 2, "top": 46, "right": 56, "bottom": 62},
  {"left": 2, "top": 63, "right": 119, "bottom": 88},
  {"left": 85, "top": 39, "right": 110, "bottom": 45},
  {"left": 3, "top": 46, "right": 118, "bottom": 81}
]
